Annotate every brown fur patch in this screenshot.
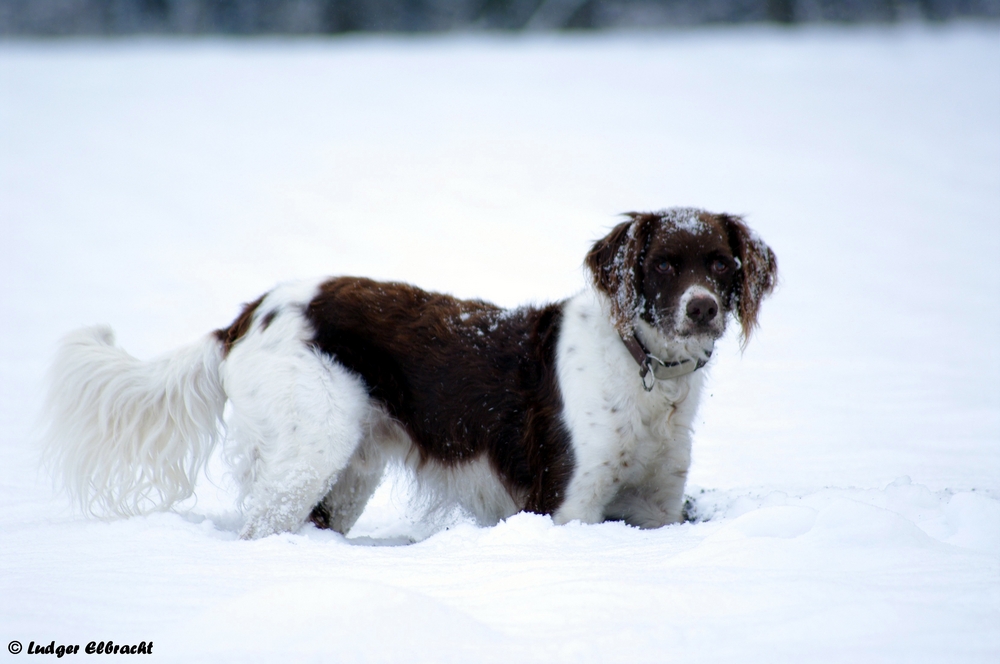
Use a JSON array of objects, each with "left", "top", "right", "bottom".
[
  {"left": 584, "top": 215, "right": 654, "bottom": 337},
  {"left": 214, "top": 295, "right": 266, "bottom": 357},
  {"left": 718, "top": 214, "right": 779, "bottom": 346},
  {"left": 304, "top": 277, "right": 575, "bottom": 514}
]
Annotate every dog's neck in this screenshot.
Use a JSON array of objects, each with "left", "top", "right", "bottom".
[{"left": 620, "top": 329, "right": 704, "bottom": 391}]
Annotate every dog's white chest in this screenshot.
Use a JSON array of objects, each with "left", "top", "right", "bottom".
[{"left": 604, "top": 382, "right": 691, "bottom": 484}]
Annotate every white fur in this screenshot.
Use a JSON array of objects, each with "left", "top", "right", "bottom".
[
  {"left": 42, "top": 326, "right": 226, "bottom": 517},
  {"left": 222, "top": 297, "right": 370, "bottom": 537},
  {"left": 553, "top": 287, "right": 703, "bottom": 528}
]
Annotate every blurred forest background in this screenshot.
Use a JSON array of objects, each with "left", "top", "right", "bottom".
[{"left": 1, "top": 0, "right": 997, "bottom": 35}]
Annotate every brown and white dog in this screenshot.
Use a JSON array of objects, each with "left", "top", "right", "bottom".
[{"left": 43, "top": 208, "right": 776, "bottom": 539}]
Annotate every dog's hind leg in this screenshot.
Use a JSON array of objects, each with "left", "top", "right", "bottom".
[
  {"left": 309, "top": 440, "right": 386, "bottom": 535},
  {"left": 222, "top": 332, "right": 371, "bottom": 540},
  {"left": 309, "top": 411, "right": 410, "bottom": 535}
]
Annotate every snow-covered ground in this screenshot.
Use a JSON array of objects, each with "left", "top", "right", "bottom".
[{"left": 1, "top": 25, "right": 998, "bottom": 663}]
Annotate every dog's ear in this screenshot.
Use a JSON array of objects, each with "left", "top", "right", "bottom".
[
  {"left": 719, "top": 214, "right": 778, "bottom": 347},
  {"left": 585, "top": 213, "right": 655, "bottom": 336}
]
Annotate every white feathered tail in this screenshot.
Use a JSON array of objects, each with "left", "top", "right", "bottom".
[{"left": 42, "top": 326, "right": 227, "bottom": 517}]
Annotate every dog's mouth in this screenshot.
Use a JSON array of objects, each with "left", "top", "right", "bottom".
[
  {"left": 676, "top": 335, "right": 715, "bottom": 363},
  {"left": 636, "top": 320, "right": 717, "bottom": 365}
]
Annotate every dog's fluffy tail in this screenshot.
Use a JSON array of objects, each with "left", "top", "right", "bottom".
[{"left": 42, "top": 326, "right": 227, "bottom": 518}]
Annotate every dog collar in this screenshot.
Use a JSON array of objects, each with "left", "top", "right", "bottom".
[{"left": 621, "top": 332, "right": 705, "bottom": 391}]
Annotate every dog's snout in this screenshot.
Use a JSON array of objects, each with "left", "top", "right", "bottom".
[{"left": 686, "top": 295, "right": 718, "bottom": 325}]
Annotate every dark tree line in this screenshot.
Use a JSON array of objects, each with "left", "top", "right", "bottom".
[{"left": 1, "top": 0, "right": 997, "bottom": 35}]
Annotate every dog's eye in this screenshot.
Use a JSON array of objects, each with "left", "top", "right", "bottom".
[
  {"left": 655, "top": 260, "right": 675, "bottom": 275},
  {"left": 710, "top": 258, "right": 731, "bottom": 275}
]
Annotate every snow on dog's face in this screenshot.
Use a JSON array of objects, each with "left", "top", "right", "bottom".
[{"left": 585, "top": 207, "right": 777, "bottom": 357}]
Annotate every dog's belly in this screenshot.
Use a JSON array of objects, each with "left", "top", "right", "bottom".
[{"left": 410, "top": 453, "right": 523, "bottom": 526}]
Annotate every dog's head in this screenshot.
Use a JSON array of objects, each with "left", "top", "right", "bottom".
[{"left": 585, "top": 208, "right": 777, "bottom": 360}]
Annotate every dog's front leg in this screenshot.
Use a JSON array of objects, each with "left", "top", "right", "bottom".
[
  {"left": 552, "top": 423, "right": 693, "bottom": 528},
  {"left": 551, "top": 439, "right": 626, "bottom": 525},
  {"left": 600, "top": 470, "right": 688, "bottom": 528}
]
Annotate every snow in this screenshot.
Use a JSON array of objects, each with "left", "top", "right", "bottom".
[
  {"left": 1, "top": 25, "right": 999, "bottom": 663},
  {"left": 660, "top": 207, "right": 709, "bottom": 235}
]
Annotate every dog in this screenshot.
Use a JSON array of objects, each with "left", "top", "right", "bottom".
[{"left": 42, "top": 208, "right": 777, "bottom": 539}]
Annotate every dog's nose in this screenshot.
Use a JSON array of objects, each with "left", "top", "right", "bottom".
[{"left": 686, "top": 296, "right": 718, "bottom": 325}]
